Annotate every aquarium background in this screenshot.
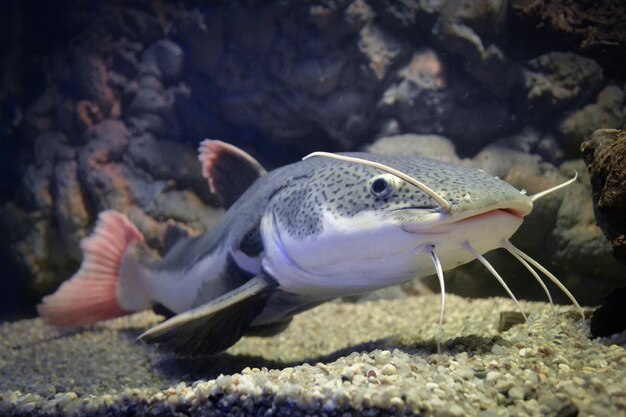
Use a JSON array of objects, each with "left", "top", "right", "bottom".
[{"left": 1, "top": 0, "right": 625, "bottom": 321}]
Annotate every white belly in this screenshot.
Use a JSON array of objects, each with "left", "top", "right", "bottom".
[{"left": 261, "top": 209, "right": 523, "bottom": 297}]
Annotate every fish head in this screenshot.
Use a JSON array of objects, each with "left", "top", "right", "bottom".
[{"left": 261, "top": 153, "right": 533, "bottom": 295}]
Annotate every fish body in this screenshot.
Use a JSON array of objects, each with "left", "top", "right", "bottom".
[{"left": 39, "top": 141, "right": 567, "bottom": 356}]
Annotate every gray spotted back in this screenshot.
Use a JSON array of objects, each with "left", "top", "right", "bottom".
[{"left": 267, "top": 153, "right": 530, "bottom": 240}]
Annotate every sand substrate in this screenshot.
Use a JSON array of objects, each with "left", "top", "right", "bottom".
[{"left": 1, "top": 294, "right": 625, "bottom": 416}]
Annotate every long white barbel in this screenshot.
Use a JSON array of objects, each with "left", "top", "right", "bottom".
[
  {"left": 463, "top": 241, "right": 531, "bottom": 329},
  {"left": 504, "top": 239, "right": 585, "bottom": 321},
  {"left": 529, "top": 172, "right": 578, "bottom": 202},
  {"left": 502, "top": 240, "right": 555, "bottom": 316},
  {"left": 426, "top": 245, "right": 445, "bottom": 354}
]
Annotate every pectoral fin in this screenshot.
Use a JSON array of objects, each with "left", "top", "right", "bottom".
[
  {"left": 139, "top": 274, "right": 276, "bottom": 356},
  {"left": 245, "top": 317, "right": 293, "bottom": 337}
]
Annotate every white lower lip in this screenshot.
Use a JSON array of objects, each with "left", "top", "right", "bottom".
[
  {"left": 408, "top": 209, "right": 523, "bottom": 251},
  {"left": 402, "top": 208, "right": 525, "bottom": 234}
]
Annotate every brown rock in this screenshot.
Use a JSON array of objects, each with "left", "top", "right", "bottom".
[{"left": 581, "top": 129, "right": 626, "bottom": 265}]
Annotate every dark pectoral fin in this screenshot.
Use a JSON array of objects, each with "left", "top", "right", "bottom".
[
  {"left": 139, "top": 275, "right": 275, "bottom": 356},
  {"left": 152, "top": 303, "right": 176, "bottom": 319},
  {"left": 245, "top": 317, "right": 293, "bottom": 337}
]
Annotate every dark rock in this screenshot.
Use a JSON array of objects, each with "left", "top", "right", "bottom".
[
  {"left": 117, "top": 6, "right": 165, "bottom": 43},
  {"left": 432, "top": 0, "right": 522, "bottom": 98},
  {"left": 358, "top": 23, "right": 405, "bottom": 80},
  {"left": 127, "top": 85, "right": 170, "bottom": 115},
  {"left": 171, "top": 9, "right": 224, "bottom": 79},
  {"left": 168, "top": 1, "right": 383, "bottom": 152},
  {"left": 1, "top": 118, "right": 222, "bottom": 297},
  {"left": 310, "top": 0, "right": 374, "bottom": 35},
  {"left": 69, "top": 54, "right": 118, "bottom": 119},
  {"left": 109, "top": 38, "right": 142, "bottom": 80},
  {"left": 70, "top": 54, "right": 112, "bottom": 104},
  {"left": 127, "top": 111, "right": 179, "bottom": 139},
  {"left": 79, "top": 120, "right": 130, "bottom": 166},
  {"left": 378, "top": 49, "right": 450, "bottom": 137},
  {"left": 21, "top": 131, "right": 72, "bottom": 211},
  {"left": 558, "top": 86, "right": 624, "bottom": 156},
  {"left": 20, "top": 165, "right": 52, "bottom": 214},
  {"left": 136, "top": 74, "right": 164, "bottom": 91},
  {"left": 124, "top": 77, "right": 185, "bottom": 140},
  {"left": 127, "top": 134, "right": 215, "bottom": 204},
  {"left": 140, "top": 39, "right": 185, "bottom": 84},
  {"left": 522, "top": 52, "right": 603, "bottom": 114},
  {"left": 580, "top": 129, "right": 626, "bottom": 266},
  {"left": 280, "top": 57, "right": 346, "bottom": 97},
  {"left": 52, "top": 159, "right": 89, "bottom": 261},
  {"left": 378, "top": 46, "right": 513, "bottom": 153},
  {"left": 590, "top": 287, "right": 626, "bottom": 337},
  {"left": 506, "top": 0, "right": 626, "bottom": 80},
  {"left": 22, "top": 88, "right": 62, "bottom": 142},
  {"left": 434, "top": 0, "right": 506, "bottom": 50},
  {"left": 498, "top": 311, "right": 526, "bottom": 332},
  {"left": 442, "top": 90, "right": 514, "bottom": 154},
  {"left": 371, "top": 0, "right": 442, "bottom": 29}
]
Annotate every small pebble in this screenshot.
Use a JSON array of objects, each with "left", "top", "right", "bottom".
[
  {"left": 486, "top": 371, "right": 501, "bottom": 382},
  {"left": 508, "top": 387, "right": 525, "bottom": 400},
  {"left": 491, "top": 344, "right": 505, "bottom": 355}
]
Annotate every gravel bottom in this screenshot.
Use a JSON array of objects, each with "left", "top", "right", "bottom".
[{"left": 1, "top": 294, "right": 625, "bottom": 417}]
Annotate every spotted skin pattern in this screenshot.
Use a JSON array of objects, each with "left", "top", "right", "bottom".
[{"left": 267, "top": 153, "right": 528, "bottom": 240}]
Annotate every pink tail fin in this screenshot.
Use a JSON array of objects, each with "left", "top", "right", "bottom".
[{"left": 37, "top": 210, "right": 144, "bottom": 326}]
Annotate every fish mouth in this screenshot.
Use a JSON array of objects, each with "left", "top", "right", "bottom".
[{"left": 398, "top": 201, "right": 532, "bottom": 234}]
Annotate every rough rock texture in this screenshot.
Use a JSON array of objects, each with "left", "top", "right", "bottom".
[
  {"left": 0, "top": 119, "right": 221, "bottom": 296},
  {"left": 1, "top": 294, "right": 623, "bottom": 417},
  {"left": 2, "top": 0, "right": 626, "bottom": 316},
  {"left": 507, "top": 0, "right": 626, "bottom": 79},
  {"left": 432, "top": 0, "right": 521, "bottom": 99},
  {"left": 559, "top": 85, "right": 625, "bottom": 155},
  {"left": 522, "top": 52, "right": 604, "bottom": 119},
  {"left": 581, "top": 129, "right": 626, "bottom": 265}
]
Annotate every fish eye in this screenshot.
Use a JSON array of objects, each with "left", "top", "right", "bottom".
[{"left": 370, "top": 174, "right": 395, "bottom": 198}]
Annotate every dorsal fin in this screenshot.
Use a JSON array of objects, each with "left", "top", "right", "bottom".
[{"left": 198, "top": 140, "right": 267, "bottom": 209}]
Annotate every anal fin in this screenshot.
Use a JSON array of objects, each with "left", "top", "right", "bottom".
[{"left": 139, "top": 274, "right": 275, "bottom": 356}]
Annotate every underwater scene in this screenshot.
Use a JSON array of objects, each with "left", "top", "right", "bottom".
[{"left": 1, "top": 1, "right": 625, "bottom": 416}]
